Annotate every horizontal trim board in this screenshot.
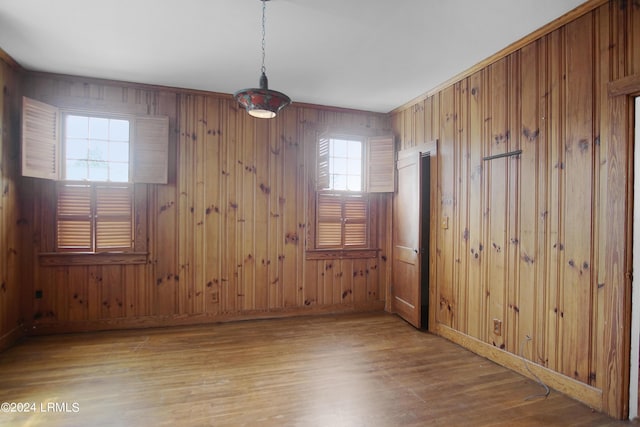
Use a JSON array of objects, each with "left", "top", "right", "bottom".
[
  {"left": 39, "top": 252, "right": 148, "bottom": 266},
  {"left": 608, "top": 73, "right": 640, "bottom": 97},
  {"left": 27, "top": 302, "right": 386, "bottom": 336}
]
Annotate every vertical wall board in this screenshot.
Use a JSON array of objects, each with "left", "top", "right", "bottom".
[
  {"left": 203, "top": 98, "right": 222, "bottom": 315},
  {"left": 0, "top": 63, "right": 7, "bottom": 339},
  {"left": 339, "top": 259, "right": 353, "bottom": 304},
  {"left": 99, "top": 265, "right": 125, "bottom": 319},
  {"left": 367, "top": 257, "right": 380, "bottom": 301},
  {"left": 437, "top": 87, "right": 456, "bottom": 328},
  {"left": 593, "top": 4, "right": 611, "bottom": 393},
  {"left": 542, "top": 28, "right": 566, "bottom": 374},
  {"left": 177, "top": 94, "right": 194, "bottom": 315},
  {"left": 267, "top": 117, "right": 281, "bottom": 309},
  {"left": 54, "top": 267, "right": 69, "bottom": 322},
  {"left": 123, "top": 264, "right": 138, "bottom": 318},
  {"left": 252, "top": 118, "right": 270, "bottom": 311},
  {"left": 560, "top": 15, "right": 595, "bottom": 384},
  {"left": 458, "top": 79, "right": 471, "bottom": 333},
  {"left": 467, "top": 71, "right": 485, "bottom": 340},
  {"left": 295, "top": 111, "right": 307, "bottom": 309},
  {"left": 415, "top": 100, "right": 426, "bottom": 146},
  {"left": 232, "top": 113, "right": 246, "bottom": 311},
  {"left": 221, "top": 101, "right": 239, "bottom": 313},
  {"left": 402, "top": 109, "right": 416, "bottom": 148},
  {"left": 630, "top": 1, "right": 640, "bottom": 75},
  {"left": 533, "top": 38, "right": 551, "bottom": 369},
  {"left": 352, "top": 259, "right": 368, "bottom": 304},
  {"left": 278, "top": 109, "right": 296, "bottom": 308},
  {"left": 67, "top": 267, "right": 88, "bottom": 322},
  {"left": 192, "top": 96, "right": 207, "bottom": 314},
  {"left": 486, "top": 58, "right": 509, "bottom": 350},
  {"left": 153, "top": 165, "right": 178, "bottom": 315},
  {"left": 505, "top": 52, "right": 522, "bottom": 355}
]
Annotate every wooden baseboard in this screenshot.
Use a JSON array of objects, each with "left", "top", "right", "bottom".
[
  {"left": 435, "top": 324, "right": 603, "bottom": 412},
  {"left": 27, "top": 301, "right": 386, "bottom": 335},
  {"left": 0, "top": 325, "right": 25, "bottom": 352}
]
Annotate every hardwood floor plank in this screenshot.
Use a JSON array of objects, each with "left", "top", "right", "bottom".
[{"left": 0, "top": 313, "right": 630, "bottom": 426}]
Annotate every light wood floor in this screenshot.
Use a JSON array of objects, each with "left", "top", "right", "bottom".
[{"left": 0, "top": 312, "right": 632, "bottom": 426}]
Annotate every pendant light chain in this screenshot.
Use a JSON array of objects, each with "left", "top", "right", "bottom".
[
  {"left": 261, "top": 0, "right": 266, "bottom": 74},
  {"left": 233, "top": 0, "right": 290, "bottom": 119}
]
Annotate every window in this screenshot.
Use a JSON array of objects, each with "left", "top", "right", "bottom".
[
  {"left": 55, "top": 113, "right": 134, "bottom": 252},
  {"left": 21, "top": 96, "right": 169, "bottom": 259},
  {"left": 313, "top": 133, "right": 395, "bottom": 252}
]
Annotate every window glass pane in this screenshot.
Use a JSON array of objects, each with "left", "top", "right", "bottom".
[
  {"left": 109, "top": 141, "right": 129, "bottom": 162},
  {"left": 66, "top": 160, "right": 88, "bottom": 180},
  {"left": 109, "top": 163, "right": 129, "bottom": 182},
  {"left": 109, "top": 119, "right": 129, "bottom": 142},
  {"left": 88, "top": 163, "right": 108, "bottom": 181},
  {"left": 89, "top": 140, "right": 108, "bottom": 161},
  {"left": 89, "top": 117, "right": 109, "bottom": 139},
  {"left": 333, "top": 158, "right": 347, "bottom": 175},
  {"left": 347, "top": 175, "right": 361, "bottom": 191},
  {"left": 348, "top": 158, "right": 361, "bottom": 176},
  {"left": 347, "top": 140, "right": 362, "bottom": 159},
  {"left": 331, "top": 139, "right": 348, "bottom": 157},
  {"left": 66, "top": 115, "right": 89, "bottom": 138},
  {"left": 332, "top": 175, "right": 347, "bottom": 191},
  {"left": 66, "top": 138, "right": 88, "bottom": 160}
]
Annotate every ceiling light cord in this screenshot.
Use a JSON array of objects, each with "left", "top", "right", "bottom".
[{"left": 261, "top": 0, "right": 266, "bottom": 75}]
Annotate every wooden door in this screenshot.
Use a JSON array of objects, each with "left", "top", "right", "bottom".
[{"left": 392, "top": 150, "right": 422, "bottom": 327}]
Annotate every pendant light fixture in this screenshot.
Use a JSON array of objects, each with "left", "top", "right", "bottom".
[{"left": 234, "top": 0, "right": 291, "bottom": 119}]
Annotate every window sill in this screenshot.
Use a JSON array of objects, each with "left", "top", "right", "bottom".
[
  {"left": 39, "top": 252, "right": 148, "bottom": 266},
  {"left": 305, "top": 249, "right": 379, "bottom": 260}
]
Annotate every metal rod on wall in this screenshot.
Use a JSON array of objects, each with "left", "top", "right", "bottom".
[{"left": 482, "top": 149, "right": 523, "bottom": 161}]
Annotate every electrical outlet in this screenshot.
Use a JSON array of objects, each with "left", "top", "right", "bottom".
[
  {"left": 35, "top": 290, "right": 43, "bottom": 299},
  {"left": 493, "top": 318, "right": 502, "bottom": 336}
]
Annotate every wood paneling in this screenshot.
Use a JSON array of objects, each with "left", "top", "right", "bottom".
[
  {"left": 391, "top": 0, "right": 638, "bottom": 418},
  {"left": 18, "top": 73, "right": 391, "bottom": 334},
  {"left": 0, "top": 57, "right": 23, "bottom": 351}
]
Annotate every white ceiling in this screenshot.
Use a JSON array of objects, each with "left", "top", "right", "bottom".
[{"left": 0, "top": 0, "right": 588, "bottom": 113}]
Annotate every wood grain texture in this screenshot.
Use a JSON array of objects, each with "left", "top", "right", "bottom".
[
  {"left": 0, "top": 56, "right": 24, "bottom": 351},
  {"left": 391, "top": 0, "right": 639, "bottom": 418},
  {"left": 17, "top": 73, "right": 392, "bottom": 333},
  {"left": 0, "top": 313, "right": 629, "bottom": 427}
]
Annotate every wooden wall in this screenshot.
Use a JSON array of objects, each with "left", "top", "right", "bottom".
[
  {"left": 390, "top": 0, "right": 639, "bottom": 419},
  {"left": 0, "top": 55, "right": 23, "bottom": 351},
  {"left": 17, "top": 73, "right": 391, "bottom": 334}
]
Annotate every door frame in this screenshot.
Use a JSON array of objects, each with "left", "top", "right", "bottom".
[
  {"left": 629, "top": 96, "right": 640, "bottom": 420},
  {"left": 605, "top": 75, "right": 639, "bottom": 419}
]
